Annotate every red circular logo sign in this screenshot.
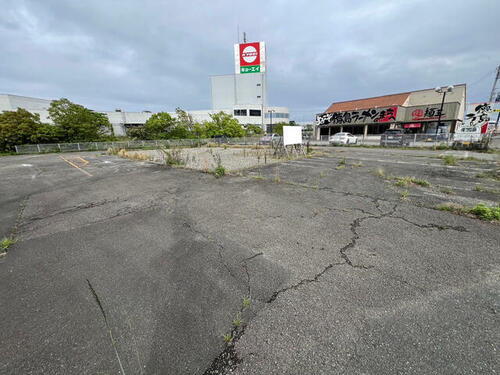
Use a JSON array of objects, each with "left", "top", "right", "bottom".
[
  {"left": 412, "top": 109, "right": 424, "bottom": 118},
  {"left": 239, "top": 42, "right": 260, "bottom": 66}
]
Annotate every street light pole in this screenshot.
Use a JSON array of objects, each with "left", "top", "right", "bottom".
[
  {"left": 435, "top": 85, "right": 453, "bottom": 135},
  {"left": 268, "top": 109, "right": 275, "bottom": 134}
]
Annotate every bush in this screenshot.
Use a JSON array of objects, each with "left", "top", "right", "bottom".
[{"left": 214, "top": 165, "right": 226, "bottom": 178}]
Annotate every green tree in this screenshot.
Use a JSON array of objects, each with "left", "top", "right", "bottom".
[
  {"left": 203, "top": 112, "right": 245, "bottom": 138},
  {"left": 192, "top": 122, "right": 207, "bottom": 138},
  {"left": 273, "top": 122, "right": 294, "bottom": 136},
  {"left": 175, "top": 107, "right": 194, "bottom": 130},
  {"left": 48, "top": 98, "right": 112, "bottom": 142},
  {"left": 245, "top": 124, "right": 264, "bottom": 136},
  {"left": 0, "top": 109, "right": 60, "bottom": 151},
  {"left": 141, "top": 112, "right": 177, "bottom": 139}
]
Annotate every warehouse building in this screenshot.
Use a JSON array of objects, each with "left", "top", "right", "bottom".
[{"left": 316, "top": 84, "right": 466, "bottom": 139}]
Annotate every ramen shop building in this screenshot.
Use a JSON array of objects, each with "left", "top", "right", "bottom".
[{"left": 316, "top": 84, "right": 466, "bottom": 139}]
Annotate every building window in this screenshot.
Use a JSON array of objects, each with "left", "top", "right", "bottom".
[
  {"left": 234, "top": 109, "right": 247, "bottom": 116},
  {"left": 257, "top": 95, "right": 261, "bottom": 98},
  {"left": 265, "top": 112, "right": 289, "bottom": 119},
  {"left": 256, "top": 83, "right": 261, "bottom": 86},
  {"left": 249, "top": 109, "right": 262, "bottom": 116}
]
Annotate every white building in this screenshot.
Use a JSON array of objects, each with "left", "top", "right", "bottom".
[{"left": 1, "top": 40, "right": 289, "bottom": 136}]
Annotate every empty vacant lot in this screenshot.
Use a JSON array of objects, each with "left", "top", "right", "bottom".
[{"left": 0, "top": 147, "right": 499, "bottom": 374}]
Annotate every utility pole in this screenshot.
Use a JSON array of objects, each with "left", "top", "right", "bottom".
[
  {"left": 243, "top": 32, "right": 247, "bottom": 43},
  {"left": 489, "top": 65, "right": 500, "bottom": 103}
]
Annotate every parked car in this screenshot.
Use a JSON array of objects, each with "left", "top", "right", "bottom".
[
  {"left": 380, "top": 129, "right": 409, "bottom": 146},
  {"left": 329, "top": 132, "right": 358, "bottom": 145},
  {"left": 260, "top": 133, "right": 281, "bottom": 145}
]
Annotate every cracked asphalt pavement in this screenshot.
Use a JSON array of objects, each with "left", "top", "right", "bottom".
[{"left": 0, "top": 148, "right": 499, "bottom": 374}]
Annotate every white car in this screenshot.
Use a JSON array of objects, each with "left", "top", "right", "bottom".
[{"left": 329, "top": 132, "right": 358, "bottom": 145}]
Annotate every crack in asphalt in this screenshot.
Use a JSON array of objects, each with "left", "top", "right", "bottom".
[
  {"left": 23, "top": 198, "right": 123, "bottom": 223},
  {"left": 266, "top": 261, "right": 347, "bottom": 303},
  {"left": 389, "top": 215, "right": 469, "bottom": 232},
  {"left": 182, "top": 221, "right": 240, "bottom": 284}
]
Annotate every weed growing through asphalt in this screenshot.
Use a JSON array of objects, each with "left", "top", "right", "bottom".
[
  {"left": 319, "top": 171, "right": 326, "bottom": 178},
  {"left": 442, "top": 155, "right": 457, "bottom": 166},
  {"left": 242, "top": 297, "right": 251, "bottom": 308},
  {"left": 439, "top": 187, "right": 454, "bottom": 195},
  {"left": 352, "top": 162, "right": 363, "bottom": 167},
  {"left": 232, "top": 312, "right": 243, "bottom": 328},
  {"left": 469, "top": 204, "right": 500, "bottom": 221},
  {"left": 210, "top": 150, "right": 226, "bottom": 178},
  {"left": 436, "top": 202, "right": 500, "bottom": 221},
  {"left": 223, "top": 333, "right": 233, "bottom": 343},
  {"left": 394, "top": 176, "right": 430, "bottom": 188},
  {"left": 400, "top": 190, "right": 409, "bottom": 200},
  {"left": 214, "top": 165, "right": 226, "bottom": 178},
  {"left": 0, "top": 237, "right": 16, "bottom": 254},
  {"left": 338, "top": 158, "right": 346, "bottom": 166}
]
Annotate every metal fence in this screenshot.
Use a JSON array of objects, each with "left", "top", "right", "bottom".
[
  {"left": 317, "top": 133, "right": 492, "bottom": 148},
  {"left": 14, "top": 137, "right": 262, "bottom": 154}
]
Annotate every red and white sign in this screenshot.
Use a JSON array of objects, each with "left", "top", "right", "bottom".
[
  {"left": 403, "top": 123, "right": 422, "bottom": 129},
  {"left": 234, "top": 41, "right": 266, "bottom": 74},
  {"left": 239, "top": 42, "right": 260, "bottom": 66}
]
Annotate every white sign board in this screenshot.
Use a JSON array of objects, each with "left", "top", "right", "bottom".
[
  {"left": 283, "top": 126, "right": 303, "bottom": 146},
  {"left": 454, "top": 103, "right": 492, "bottom": 142}
]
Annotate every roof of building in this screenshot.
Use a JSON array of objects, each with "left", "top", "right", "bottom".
[
  {"left": 324, "top": 84, "right": 467, "bottom": 114},
  {"left": 325, "top": 92, "right": 410, "bottom": 113}
]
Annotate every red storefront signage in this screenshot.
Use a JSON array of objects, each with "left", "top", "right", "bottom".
[
  {"left": 411, "top": 107, "right": 446, "bottom": 121},
  {"left": 377, "top": 106, "right": 398, "bottom": 122},
  {"left": 403, "top": 123, "right": 422, "bottom": 129}
]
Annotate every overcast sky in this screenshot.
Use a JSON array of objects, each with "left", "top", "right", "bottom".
[{"left": 1, "top": 0, "right": 499, "bottom": 121}]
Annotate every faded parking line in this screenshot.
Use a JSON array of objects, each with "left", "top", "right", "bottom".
[{"left": 59, "top": 155, "right": 93, "bottom": 177}]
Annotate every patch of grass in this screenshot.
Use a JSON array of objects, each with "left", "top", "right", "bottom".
[
  {"left": 352, "top": 162, "right": 363, "bottom": 167},
  {"left": 319, "top": 171, "right": 326, "bottom": 178},
  {"left": 223, "top": 333, "right": 233, "bottom": 343},
  {"left": 1, "top": 237, "right": 16, "bottom": 254},
  {"left": 250, "top": 175, "right": 265, "bottom": 180},
  {"left": 469, "top": 204, "right": 500, "bottom": 221},
  {"left": 436, "top": 202, "right": 500, "bottom": 221},
  {"left": 394, "top": 176, "right": 430, "bottom": 188},
  {"left": 439, "top": 187, "right": 454, "bottom": 195},
  {"left": 335, "top": 165, "right": 346, "bottom": 170},
  {"left": 442, "top": 155, "right": 457, "bottom": 166},
  {"left": 338, "top": 157, "right": 346, "bottom": 166},
  {"left": 400, "top": 190, "right": 409, "bottom": 200}
]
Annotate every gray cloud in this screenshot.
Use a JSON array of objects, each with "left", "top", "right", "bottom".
[{"left": 1, "top": 0, "right": 499, "bottom": 121}]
